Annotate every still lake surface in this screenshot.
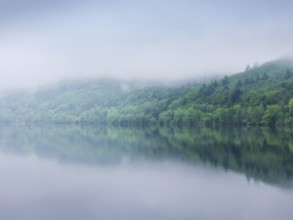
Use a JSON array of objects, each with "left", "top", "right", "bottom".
[{"left": 0, "top": 125, "right": 292, "bottom": 220}]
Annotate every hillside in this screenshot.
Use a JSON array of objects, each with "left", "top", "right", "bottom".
[
  {"left": 0, "top": 58, "right": 292, "bottom": 127},
  {"left": 165, "top": 58, "right": 293, "bottom": 127}
]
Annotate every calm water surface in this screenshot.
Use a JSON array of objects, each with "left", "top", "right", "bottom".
[{"left": 0, "top": 125, "right": 292, "bottom": 220}]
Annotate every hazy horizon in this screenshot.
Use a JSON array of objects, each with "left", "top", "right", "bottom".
[{"left": 1, "top": 0, "right": 293, "bottom": 89}]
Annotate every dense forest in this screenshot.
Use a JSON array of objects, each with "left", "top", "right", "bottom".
[{"left": 0, "top": 58, "right": 293, "bottom": 127}]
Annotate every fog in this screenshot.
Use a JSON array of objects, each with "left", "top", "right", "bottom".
[{"left": 0, "top": 0, "right": 293, "bottom": 89}]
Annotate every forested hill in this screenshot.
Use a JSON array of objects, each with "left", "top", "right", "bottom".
[{"left": 0, "top": 58, "right": 293, "bottom": 127}]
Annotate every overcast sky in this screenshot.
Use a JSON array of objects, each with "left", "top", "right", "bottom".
[{"left": 0, "top": 0, "right": 293, "bottom": 89}]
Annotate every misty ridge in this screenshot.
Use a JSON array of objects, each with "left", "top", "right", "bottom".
[
  {"left": 0, "top": 58, "right": 292, "bottom": 128},
  {"left": 0, "top": 1, "right": 292, "bottom": 128}
]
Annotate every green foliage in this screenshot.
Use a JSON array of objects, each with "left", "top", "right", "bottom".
[
  {"left": 0, "top": 58, "right": 292, "bottom": 127},
  {"left": 262, "top": 105, "right": 281, "bottom": 127}
]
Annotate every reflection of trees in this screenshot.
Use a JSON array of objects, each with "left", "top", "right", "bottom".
[
  {"left": 0, "top": 125, "right": 292, "bottom": 188},
  {"left": 171, "top": 127, "right": 293, "bottom": 187}
]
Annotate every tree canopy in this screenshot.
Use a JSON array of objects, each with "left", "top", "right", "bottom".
[{"left": 0, "top": 58, "right": 292, "bottom": 127}]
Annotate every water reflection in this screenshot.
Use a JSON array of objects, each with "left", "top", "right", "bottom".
[
  {"left": 1, "top": 154, "right": 292, "bottom": 220},
  {"left": 0, "top": 125, "right": 293, "bottom": 220},
  {"left": 0, "top": 125, "right": 292, "bottom": 188}
]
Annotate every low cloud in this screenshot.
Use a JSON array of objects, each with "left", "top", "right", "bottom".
[{"left": 0, "top": 0, "right": 292, "bottom": 89}]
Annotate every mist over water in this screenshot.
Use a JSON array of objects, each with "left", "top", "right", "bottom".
[{"left": 0, "top": 125, "right": 292, "bottom": 220}]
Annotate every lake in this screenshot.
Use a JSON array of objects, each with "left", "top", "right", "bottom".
[{"left": 0, "top": 125, "right": 292, "bottom": 220}]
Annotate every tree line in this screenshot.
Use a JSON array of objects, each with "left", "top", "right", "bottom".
[{"left": 0, "top": 58, "right": 292, "bottom": 127}]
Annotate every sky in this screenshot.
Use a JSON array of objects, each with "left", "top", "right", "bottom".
[{"left": 0, "top": 0, "right": 293, "bottom": 89}]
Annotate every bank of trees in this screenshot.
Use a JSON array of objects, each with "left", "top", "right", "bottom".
[{"left": 0, "top": 58, "right": 292, "bottom": 127}]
